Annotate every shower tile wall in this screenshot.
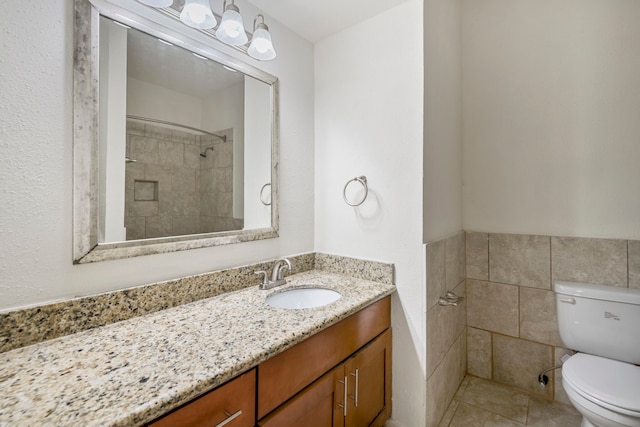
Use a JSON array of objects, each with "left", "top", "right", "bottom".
[
  {"left": 426, "top": 231, "right": 467, "bottom": 427},
  {"left": 124, "top": 122, "right": 241, "bottom": 240},
  {"left": 465, "top": 232, "right": 640, "bottom": 404}
]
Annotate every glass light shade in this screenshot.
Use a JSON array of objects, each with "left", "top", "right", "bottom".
[
  {"left": 248, "top": 26, "right": 276, "bottom": 60},
  {"left": 180, "top": 0, "right": 217, "bottom": 29},
  {"left": 137, "top": 0, "right": 173, "bottom": 7},
  {"left": 215, "top": 8, "right": 248, "bottom": 46}
]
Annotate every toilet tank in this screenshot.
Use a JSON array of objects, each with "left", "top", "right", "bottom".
[{"left": 555, "top": 281, "right": 640, "bottom": 365}]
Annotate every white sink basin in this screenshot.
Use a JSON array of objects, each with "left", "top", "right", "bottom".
[{"left": 266, "top": 288, "right": 341, "bottom": 309}]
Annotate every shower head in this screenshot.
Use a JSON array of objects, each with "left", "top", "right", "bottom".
[{"left": 200, "top": 146, "right": 215, "bottom": 157}]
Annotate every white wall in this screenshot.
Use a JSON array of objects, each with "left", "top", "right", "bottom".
[
  {"left": 462, "top": 0, "right": 640, "bottom": 239},
  {"left": 127, "top": 77, "right": 204, "bottom": 130},
  {"left": 202, "top": 82, "right": 245, "bottom": 217},
  {"left": 99, "top": 19, "right": 128, "bottom": 242},
  {"left": 423, "top": 0, "right": 462, "bottom": 243},
  {"left": 314, "top": 1, "right": 425, "bottom": 425},
  {"left": 0, "top": 0, "right": 314, "bottom": 310},
  {"left": 244, "top": 77, "right": 272, "bottom": 229}
]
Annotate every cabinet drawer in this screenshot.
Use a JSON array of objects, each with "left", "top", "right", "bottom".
[
  {"left": 149, "top": 369, "right": 256, "bottom": 427},
  {"left": 258, "top": 296, "right": 390, "bottom": 418}
]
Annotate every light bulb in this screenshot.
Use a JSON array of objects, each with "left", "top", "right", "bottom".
[
  {"left": 248, "top": 25, "right": 276, "bottom": 60},
  {"left": 180, "top": 0, "right": 217, "bottom": 29},
  {"left": 215, "top": 3, "right": 248, "bottom": 46}
]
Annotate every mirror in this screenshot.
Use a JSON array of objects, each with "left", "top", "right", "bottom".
[{"left": 73, "top": 0, "right": 279, "bottom": 263}]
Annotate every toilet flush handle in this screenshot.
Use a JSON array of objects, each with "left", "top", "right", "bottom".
[{"left": 559, "top": 297, "right": 576, "bottom": 304}]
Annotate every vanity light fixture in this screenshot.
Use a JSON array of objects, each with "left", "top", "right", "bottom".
[
  {"left": 215, "top": 0, "right": 248, "bottom": 46},
  {"left": 180, "top": 0, "right": 217, "bottom": 29},
  {"left": 247, "top": 15, "right": 276, "bottom": 60},
  {"left": 135, "top": 0, "right": 277, "bottom": 61}
]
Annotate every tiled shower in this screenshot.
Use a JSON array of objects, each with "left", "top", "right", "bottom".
[
  {"left": 426, "top": 231, "right": 640, "bottom": 426},
  {"left": 124, "top": 121, "right": 242, "bottom": 240}
]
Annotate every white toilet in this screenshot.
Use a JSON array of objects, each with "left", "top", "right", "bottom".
[{"left": 555, "top": 281, "right": 640, "bottom": 427}]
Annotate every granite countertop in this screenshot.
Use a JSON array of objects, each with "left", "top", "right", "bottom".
[{"left": 0, "top": 270, "right": 395, "bottom": 426}]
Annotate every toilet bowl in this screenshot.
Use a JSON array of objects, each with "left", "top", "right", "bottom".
[
  {"left": 555, "top": 282, "right": 640, "bottom": 427},
  {"left": 561, "top": 353, "right": 640, "bottom": 427}
]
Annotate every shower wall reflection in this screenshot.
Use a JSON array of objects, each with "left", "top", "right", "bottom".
[{"left": 124, "top": 120, "right": 241, "bottom": 240}]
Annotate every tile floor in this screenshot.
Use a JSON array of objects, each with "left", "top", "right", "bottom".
[{"left": 439, "top": 376, "right": 582, "bottom": 426}]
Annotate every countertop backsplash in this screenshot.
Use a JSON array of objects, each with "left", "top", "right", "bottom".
[{"left": 0, "top": 252, "right": 393, "bottom": 353}]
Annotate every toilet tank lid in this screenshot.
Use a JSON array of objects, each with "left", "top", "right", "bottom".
[{"left": 554, "top": 281, "right": 640, "bottom": 305}]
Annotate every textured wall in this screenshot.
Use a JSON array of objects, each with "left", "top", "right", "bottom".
[{"left": 462, "top": 0, "right": 640, "bottom": 239}]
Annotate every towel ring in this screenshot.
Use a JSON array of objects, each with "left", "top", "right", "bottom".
[
  {"left": 343, "top": 176, "right": 368, "bottom": 207},
  {"left": 260, "top": 183, "right": 271, "bottom": 206}
]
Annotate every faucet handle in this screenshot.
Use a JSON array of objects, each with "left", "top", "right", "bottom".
[
  {"left": 254, "top": 270, "right": 268, "bottom": 285},
  {"left": 276, "top": 258, "right": 292, "bottom": 280}
]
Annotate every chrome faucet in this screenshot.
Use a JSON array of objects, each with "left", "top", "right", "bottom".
[{"left": 256, "top": 257, "right": 292, "bottom": 290}]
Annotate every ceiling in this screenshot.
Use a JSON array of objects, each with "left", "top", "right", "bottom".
[{"left": 245, "top": 0, "right": 410, "bottom": 43}]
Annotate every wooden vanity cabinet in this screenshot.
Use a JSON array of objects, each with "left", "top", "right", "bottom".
[
  {"left": 148, "top": 369, "right": 255, "bottom": 427},
  {"left": 342, "top": 329, "right": 392, "bottom": 427},
  {"left": 257, "top": 297, "right": 391, "bottom": 427},
  {"left": 258, "top": 329, "right": 391, "bottom": 427}
]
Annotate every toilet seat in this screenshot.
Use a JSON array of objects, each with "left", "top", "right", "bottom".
[{"left": 563, "top": 353, "right": 640, "bottom": 417}]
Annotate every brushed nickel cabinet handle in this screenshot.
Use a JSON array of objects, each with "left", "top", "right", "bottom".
[
  {"left": 337, "top": 376, "right": 348, "bottom": 417},
  {"left": 214, "top": 409, "right": 242, "bottom": 427},
  {"left": 350, "top": 369, "right": 359, "bottom": 407}
]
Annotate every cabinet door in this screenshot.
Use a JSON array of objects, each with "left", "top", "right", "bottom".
[
  {"left": 258, "top": 297, "right": 390, "bottom": 418},
  {"left": 258, "top": 366, "right": 344, "bottom": 427},
  {"left": 344, "top": 329, "right": 391, "bottom": 427},
  {"left": 149, "top": 369, "right": 255, "bottom": 427}
]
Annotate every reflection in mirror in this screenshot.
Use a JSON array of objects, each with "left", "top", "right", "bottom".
[{"left": 73, "top": 0, "right": 278, "bottom": 263}]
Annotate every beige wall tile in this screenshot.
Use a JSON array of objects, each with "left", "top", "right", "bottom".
[
  {"left": 446, "top": 232, "right": 466, "bottom": 290},
  {"left": 629, "top": 240, "right": 640, "bottom": 289},
  {"left": 553, "top": 347, "right": 575, "bottom": 405},
  {"left": 427, "top": 282, "right": 466, "bottom": 378},
  {"left": 427, "top": 239, "right": 446, "bottom": 311},
  {"left": 144, "top": 215, "right": 172, "bottom": 239},
  {"left": 490, "top": 233, "right": 551, "bottom": 289},
  {"left": 158, "top": 140, "right": 184, "bottom": 166},
  {"left": 126, "top": 120, "right": 145, "bottom": 136},
  {"left": 467, "top": 280, "right": 519, "bottom": 337},
  {"left": 184, "top": 144, "right": 201, "bottom": 169},
  {"left": 130, "top": 135, "right": 159, "bottom": 164},
  {"left": 214, "top": 143, "right": 233, "bottom": 168},
  {"left": 130, "top": 200, "right": 158, "bottom": 217},
  {"left": 520, "top": 287, "right": 563, "bottom": 347},
  {"left": 426, "top": 333, "right": 466, "bottom": 427},
  {"left": 145, "top": 124, "right": 172, "bottom": 141},
  {"left": 124, "top": 216, "right": 145, "bottom": 240},
  {"left": 493, "top": 335, "right": 553, "bottom": 397},
  {"left": 467, "top": 327, "right": 492, "bottom": 379},
  {"left": 466, "top": 231, "right": 489, "bottom": 280},
  {"left": 172, "top": 129, "right": 197, "bottom": 145},
  {"left": 551, "top": 236, "right": 627, "bottom": 287}
]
